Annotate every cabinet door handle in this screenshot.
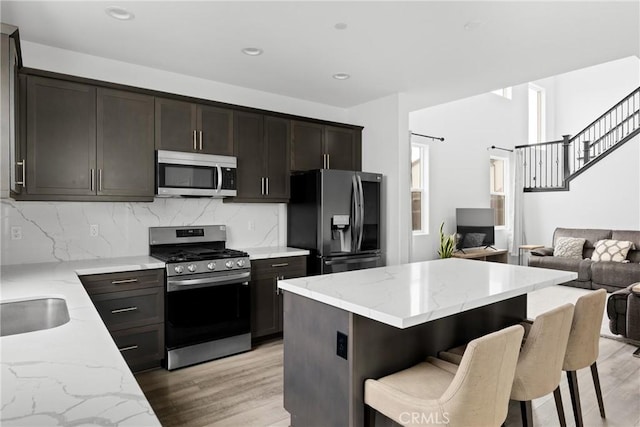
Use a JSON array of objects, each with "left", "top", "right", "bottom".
[
  {"left": 266, "top": 177, "right": 269, "bottom": 195},
  {"left": 118, "top": 345, "right": 138, "bottom": 352},
  {"left": 111, "top": 306, "right": 138, "bottom": 314},
  {"left": 271, "top": 262, "right": 289, "bottom": 268},
  {"left": 193, "top": 130, "right": 197, "bottom": 150},
  {"left": 323, "top": 154, "right": 326, "bottom": 169},
  {"left": 98, "top": 169, "right": 103, "bottom": 192},
  {"left": 327, "top": 154, "right": 330, "bottom": 169},
  {"left": 261, "top": 177, "right": 265, "bottom": 195},
  {"left": 199, "top": 130, "right": 203, "bottom": 151},
  {"left": 90, "top": 169, "right": 95, "bottom": 191},
  {"left": 111, "top": 278, "right": 138, "bottom": 285},
  {"left": 15, "top": 160, "right": 25, "bottom": 186}
]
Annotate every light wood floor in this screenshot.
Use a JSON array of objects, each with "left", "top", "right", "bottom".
[{"left": 136, "top": 336, "right": 639, "bottom": 427}]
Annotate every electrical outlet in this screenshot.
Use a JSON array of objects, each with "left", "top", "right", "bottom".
[
  {"left": 336, "top": 331, "right": 348, "bottom": 360},
  {"left": 10, "top": 226, "right": 22, "bottom": 240},
  {"left": 248, "top": 220, "right": 255, "bottom": 231},
  {"left": 89, "top": 224, "right": 99, "bottom": 237}
]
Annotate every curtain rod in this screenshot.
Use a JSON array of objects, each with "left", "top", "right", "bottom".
[
  {"left": 487, "top": 145, "right": 513, "bottom": 153},
  {"left": 411, "top": 132, "right": 445, "bottom": 142}
]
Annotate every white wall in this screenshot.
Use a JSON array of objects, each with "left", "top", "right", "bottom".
[
  {"left": 552, "top": 56, "right": 639, "bottom": 136},
  {"left": 20, "top": 41, "right": 349, "bottom": 123},
  {"left": 523, "top": 134, "right": 640, "bottom": 246},
  {"left": 409, "top": 57, "right": 639, "bottom": 260},
  {"left": 409, "top": 85, "right": 529, "bottom": 261},
  {"left": 525, "top": 56, "right": 640, "bottom": 244},
  {"left": 0, "top": 42, "right": 351, "bottom": 265},
  {"left": 348, "top": 93, "right": 411, "bottom": 266}
]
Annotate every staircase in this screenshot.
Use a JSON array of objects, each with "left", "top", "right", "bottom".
[{"left": 516, "top": 86, "right": 640, "bottom": 191}]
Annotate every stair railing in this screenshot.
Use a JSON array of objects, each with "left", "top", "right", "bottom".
[{"left": 516, "top": 86, "right": 639, "bottom": 191}]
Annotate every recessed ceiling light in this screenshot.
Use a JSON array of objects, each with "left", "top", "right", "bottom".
[
  {"left": 332, "top": 73, "right": 350, "bottom": 80},
  {"left": 334, "top": 22, "right": 348, "bottom": 30},
  {"left": 105, "top": 6, "right": 135, "bottom": 21},
  {"left": 241, "top": 47, "right": 264, "bottom": 56}
]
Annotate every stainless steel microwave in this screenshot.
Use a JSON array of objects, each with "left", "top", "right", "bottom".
[{"left": 156, "top": 150, "right": 237, "bottom": 197}]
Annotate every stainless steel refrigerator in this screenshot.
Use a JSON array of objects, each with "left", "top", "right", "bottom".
[{"left": 288, "top": 169, "right": 384, "bottom": 275}]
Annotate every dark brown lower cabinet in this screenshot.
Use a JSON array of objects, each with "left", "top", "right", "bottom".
[
  {"left": 250, "top": 256, "right": 307, "bottom": 341},
  {"left": 80, "top": 269, "right": 165, "bottom": 372}
]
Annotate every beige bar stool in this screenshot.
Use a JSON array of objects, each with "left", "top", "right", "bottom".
[
  {"left": 440, "top": 303, "right": 575, "bottom": 427},
  {"left": 562, "top": 289, "right": 607, "bottom": 427},
  {"left": 364, "top": 324, "right": 524, "bottom": 427}
]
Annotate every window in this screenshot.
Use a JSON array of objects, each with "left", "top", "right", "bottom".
[
  {"left": 411, "top": 143, "right": 429, "bottom": 233},
  {"left": 528, "top": 84, "right": 546, "bottom": 144},
  {"left": 490, "top": 157, "right": 508, "bottom": 227},
  {"left": 491, "top": 87, "right": 513, "bottom": 100}
]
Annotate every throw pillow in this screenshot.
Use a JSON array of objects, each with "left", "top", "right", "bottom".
[
  {"left": 591, "top": 239, "right": 634, "bottom": 262},
  {"left": 553, "top": 237, "right": 586, "bottom": 259}
]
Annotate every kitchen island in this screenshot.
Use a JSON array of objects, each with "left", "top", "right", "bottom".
[
  {"left": 278, "top": 258, "right": 577, "bottom": 427},
  {"left": 1, "top": 257, "right": 164, "bottom": 426}
]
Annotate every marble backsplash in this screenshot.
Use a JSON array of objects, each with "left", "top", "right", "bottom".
[{"left": 1, "top": 198, "right": 283, "bottom": 265}]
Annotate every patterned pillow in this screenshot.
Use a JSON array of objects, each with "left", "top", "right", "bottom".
[
  {"left": 591, "top": 239, "right": 635, "bottom": 262},
  {"left": 553, "top": 237, "right": 586, "bottom": 259}
]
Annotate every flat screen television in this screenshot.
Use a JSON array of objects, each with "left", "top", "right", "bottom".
[{"left": 456, "top": 208, "right": 496, "bottom": 250}]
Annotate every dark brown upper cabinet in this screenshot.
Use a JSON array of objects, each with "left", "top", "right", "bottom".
[
  {"left": 26, "top": 76, "right": 97, "bottom": 196},
  {"left": 155, "top": 97, "right": 233, "bottom": 156},
  {"left": 232, "top": 112, "right": 290, "bottom": 202},
  {"left": 97, "top": 88, "right": 155, "bottom": 197},
  {"left": 19, "top": 76, "right": 154, "bottom": 201},
  {"left": 291, "top": 121, "right": 361, "bottom": 172}
]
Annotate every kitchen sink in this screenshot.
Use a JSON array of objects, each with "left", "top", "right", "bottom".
[{"left": 0, "top": 297, "right": 70, "bottom": 337}]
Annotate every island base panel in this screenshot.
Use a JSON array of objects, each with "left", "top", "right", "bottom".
[
  {"left": 283, "top": 292, "right": 526, "bottom": 427},
  {"left": 283, "top": 292, "right": 350, "bottom": 427}
]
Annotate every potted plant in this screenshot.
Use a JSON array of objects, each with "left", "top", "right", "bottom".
[{"left": 438, "top": 222, "right": 456, "bottom": 259}]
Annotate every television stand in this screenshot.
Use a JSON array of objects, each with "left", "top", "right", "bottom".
[{"left": 452, "top": 248, "right": 508, "bottom": 263}]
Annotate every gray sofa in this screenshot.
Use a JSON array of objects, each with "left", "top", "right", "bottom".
[{"left": 528, "top": 228, "right": 640, "bottom": 292}]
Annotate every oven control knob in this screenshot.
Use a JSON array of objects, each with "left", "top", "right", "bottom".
[
  {"left": 225, "top": 260, "right": 234, "bottom": 269},
  {"left": 174, "top": 265, "right": 184, "bottom": 274},
  {"left": 236, "top": 259, "right": 246, "bottom": 268},
  {"left": 188, "top": 263, "right": 197, "bottom": 273},
  {"left": 207, "top": 262, "right": 216, "bottom": 270}
]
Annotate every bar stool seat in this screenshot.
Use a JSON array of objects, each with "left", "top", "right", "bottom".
[
  {"left": 364, "top": 325, "right": 524, "bottom": 427},
  {"left": 562, "top": 289, "right": 607, "bottom": 427},
  {"left": 439, "top": 304, "right": 575, "bottom": 427}
]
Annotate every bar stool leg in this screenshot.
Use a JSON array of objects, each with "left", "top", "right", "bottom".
[
  {"left": 364, "top": 404, "right": 375, "bottom": 427},
  {"left": 590, "top": 362, "right": 606, "bottom": 418},
  {"left": 566, "top": 370, "right": 584, "bottom": 427},
  {"left": 553, "top": 386, "right": 567, "bottom": 427},
  {"left": 520, "top": 400, "right": 533, "bottom": 427}
]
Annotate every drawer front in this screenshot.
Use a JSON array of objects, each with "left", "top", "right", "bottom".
[
  {"left": 112, "top": 323, "right": 164, "bottom": 372},
  {"left": 80, "top": 269, "right": 164, "bottom": 295},
  {"left": 252, "top": 256, "right": 307, "bottom": 280},
  {"left": 92, "top": 287, "right": 163, "bottom": 331}
]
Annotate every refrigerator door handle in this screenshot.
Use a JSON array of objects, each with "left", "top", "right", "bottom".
[
  {"left": 324, "top": 256, "right": 380, "bottom": 266},
  {"left": 351, "top": 175, "right": 359, "bottom": 251},
  {"left": 356, "top": 175, "right": 365, "bottom": 251}
]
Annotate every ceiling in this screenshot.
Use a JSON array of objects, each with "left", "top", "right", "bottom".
[{"left": 2, "top": 1, "right": 639, "bottom": 110}]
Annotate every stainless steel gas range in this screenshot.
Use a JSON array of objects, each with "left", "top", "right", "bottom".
[{"left": 149, "top": 225, "right": 251, "bottom": 370}]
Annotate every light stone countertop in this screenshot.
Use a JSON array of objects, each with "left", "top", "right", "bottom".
[
  {"left": 278, "top": 258, "right": 577, "bottom": 329},
  {"left": 1, "top": 256, "right": 164, "bottom": 426},
  {"left": 240, "top": 246, "right": 310, "bottom": 260}
]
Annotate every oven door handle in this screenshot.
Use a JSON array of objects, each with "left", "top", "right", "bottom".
[{"left": 167, "top": 271, "right": 251, "bottom": 292}]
